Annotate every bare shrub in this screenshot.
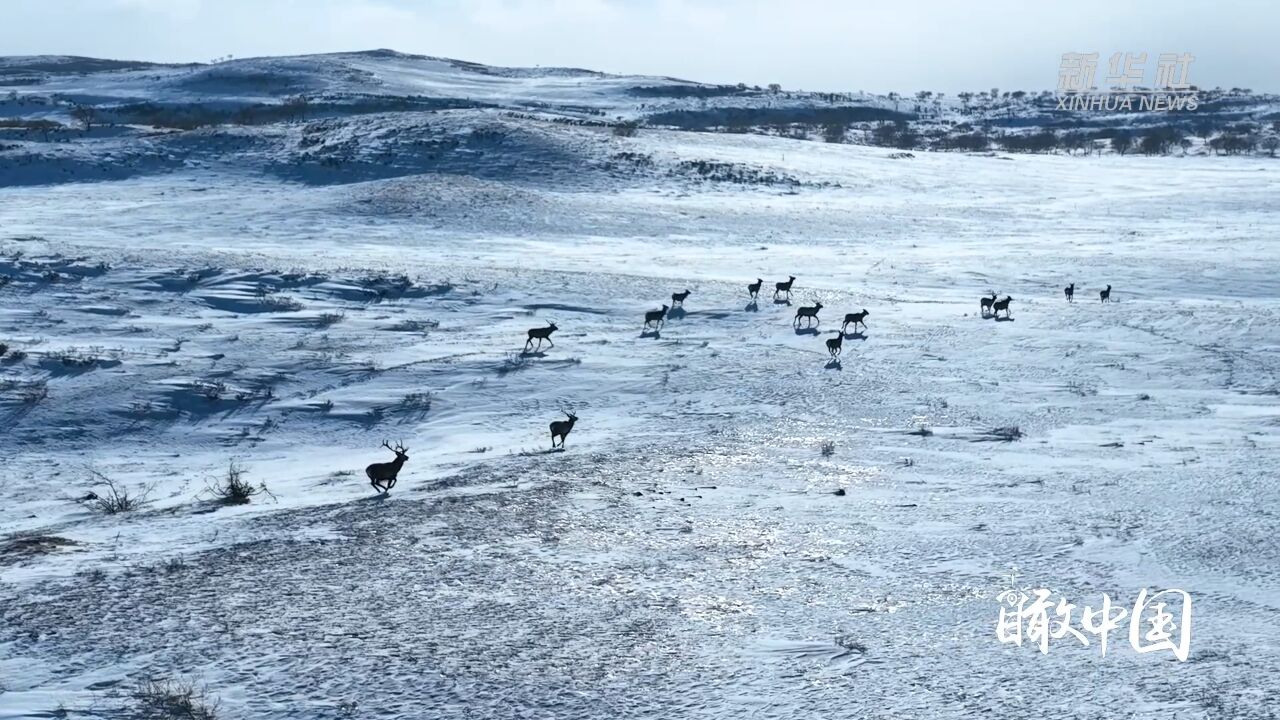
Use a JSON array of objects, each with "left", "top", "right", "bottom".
[
  {"left": 314, "top": 311, "right": 345, "bottom": 327},
  {"left": 976, "top": 426, "right": 1023, "bottom": 442},
  {"left": 399, "top": 392, "right": 432, "bottom": 412},
  {"left": 612, "top": 121, "right": 640, "bottom": 137},
  {"left": 497, "top": 352, "right": 530, "bottom": 376},
  {"left": 81, "top": 470, "right": 154, "bottom": 514},
  {"left": 204, "top": 461, "right": 270, "bottom": 505},
  {"left": 386, "top": 319, "right": 438, "bottom": 333},
  {"left": 131, "top": 677, "right": 219, "bottom": 720},
  {"left": 261, "top": 295, "right": 303, "bottom": 312},
  {"left": 819, "top": 440, "right": 836, "bottom": 457}
]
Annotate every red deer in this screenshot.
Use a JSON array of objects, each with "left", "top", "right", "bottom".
[
  {"left": 671, "top": 289, "right": 691, "bottom": 307},
  {"left": 1064, "top": 283, "right": 1075, "bottom": 302},
  {"left": 644, "top": 304, "right": 668, "bottom": 329},
  {"left": 1100, "top": 284, "right": 1111, "bottom": 303},
  {"left": 366, "top": 440, "right": 409, "bottom": 493},
  {"left": 842, "top": 309, "right": 869, "bottom": 333},
  {"left": 980, "top": 292, "right": 998, "bottom": 315},
  {"left": 550, "top": 410, "right": 578, "bottom": 448},
  {"left": 992, "top": 295, "right": 1013, "bottom": 318},
  {"left": 525, "top": 322, "right": 558, "bottom": 351},
  {"left": 747, "top": 278, "right": 763, "bottom": 299},
  {"left": 825, "top": 331, "right": 843, "bottom": 357},
  {"left": 794, "top": 301, "right": 823, "bottom": 327},
  {"left": 774, "top": 276, "right": 796, "bottom": 299}
]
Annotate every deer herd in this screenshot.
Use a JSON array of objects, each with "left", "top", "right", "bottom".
[{"left": 364, "top": 275, "right": 1115, "bottom": 492}]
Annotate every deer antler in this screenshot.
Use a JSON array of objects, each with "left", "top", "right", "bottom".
[
  {"left": 394, "top": 439, "right": 408, "bottom": 453},
  {"left": 380, "top": 439, "right": 394, "bottom": 451}
]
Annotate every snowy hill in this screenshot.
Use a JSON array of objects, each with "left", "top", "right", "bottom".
[{"left": 1, "top": 51, "right": 1279, "bottom": 720}]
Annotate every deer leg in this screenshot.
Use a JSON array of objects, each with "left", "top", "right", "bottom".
[{"left": 545, "top": 337, "right": 554, "bottom": 347}]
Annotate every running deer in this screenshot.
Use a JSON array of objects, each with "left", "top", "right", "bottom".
[
  {"left": 644, "top": 304, "right": 668, "bottom": 329},
  {"left": 1064, "top": 283, "right": 1075, "bottom": 302},
  {"left": 671, "top": 289, "right": 691, "bottom": 307},
  {"left": 794, "top": 301, "right": 823, "bottom": 327},
  {"left": 525, "top": 322, "right": 558, "bottom": 351},
  {"left": 825, "top": 330, "right": 843, "bottom": 357},
  {"left": 550, "top": 410, "right": 578, "bottom": 449},
  {"left": 992, "top": 295, "right": 1013, "bottom": 318},
  {"left": 1099, "top": 284, "right": 1112, "bottom": 303},
  {"left": 366, "top": 440, "right": 409, "bottom": 493},
  {"left": 747, "top": 278, "right": 763, "bottom": 299},
  {"left": 980, "top": 292, "right": 998, "bottom": 315},
  {"left": 774, "top": 276, "right": 796, "bottom": 299},
  {"left": 842, "top": 309, "right": 869, "bottom": 333}
]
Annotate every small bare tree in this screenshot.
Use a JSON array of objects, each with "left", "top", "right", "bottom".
[{"left": 71, "top": 104, "right": 97, "bottom": 131}]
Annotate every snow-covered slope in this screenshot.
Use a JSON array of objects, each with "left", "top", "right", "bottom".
[{"left": 1, "top": 52, "right": 1278, "bottom": 720}]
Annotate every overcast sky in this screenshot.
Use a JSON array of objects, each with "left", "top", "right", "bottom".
[{"left": 4, "top": 0, "right": 1276, "bottom": 93}]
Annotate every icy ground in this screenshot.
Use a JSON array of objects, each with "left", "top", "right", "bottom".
[{"left": 1, "top": 134, "right": 1279, "bottom": 718}]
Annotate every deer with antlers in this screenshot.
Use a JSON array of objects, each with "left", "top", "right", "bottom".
[
  {"left": 366, "top": 440, "right": 409, "bottom": 493},
  {"left": 643, "top": 304, "right": 668, "bottom": 330},
  {"left": 794, "top": 301, "right": 823, "bottom": 327},
  {"left": 747, "top": 278, "right": 763, "bottom": 299},
  {"left": 550, "top": 410, "right": 578, "bottom": 449},
  {"left": 774, "top": 275, "right": 796, "bottom": 300},
  {"left": 525, "top": 321, "right": 558, "bottom": 351},
  {"left": 842, "top": 309, "right": 869, "bottom": 334}
]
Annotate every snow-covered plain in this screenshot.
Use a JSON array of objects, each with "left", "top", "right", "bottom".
[{"left": 1, "top": 53, "right": 1279, "bottom": 719}]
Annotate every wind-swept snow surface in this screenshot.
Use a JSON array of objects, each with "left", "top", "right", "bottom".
[{"left": 1, "top": 58, "right": 1279, "bottom": 719}]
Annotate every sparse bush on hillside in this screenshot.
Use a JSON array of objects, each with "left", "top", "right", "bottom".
[
  {"left": 1111, "top": 133, "right": 1134, "bottom": 155},
  {"left": 940, "top": 132, "right": 990, "bottom": 152},
  {"left": 870, "top": 120, "right": 919, "bottom": 149},
  {"left": 70, "top": 104, "right": 97, "bottom": 131},
  {"left": 80, "top": 470, "right": 154, "bottom": 514},
  {"left": 204, "top": 461, "right": 270, "bottom": 505},
  {"left": 821, "top": 121, "right": 847, "bottom": 143},
  {"left": 612, "top": 121, "right": 640, "bottom": 137},
  {"left": 999, "top": 130, "right": 1059, "bottom": 153},
  {"left": 131, "top": 677, "right": 219, "bottom": 720}
]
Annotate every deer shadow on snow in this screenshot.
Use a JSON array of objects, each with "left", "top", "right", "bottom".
[
  {"left": 794, "top": 327, "right": 819, "bottom": 336},
  {"left": 666, "top": 307, "right": 687, "bottom": 321},
  {"left": 744, "top": 300, "right": 759, "bottom": 313},
  {"left": 825, "top": 358, "right": 843, "bottom": 371},
  {"left": 519, "top": 350, "right": 548, "bottom": 359}
]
